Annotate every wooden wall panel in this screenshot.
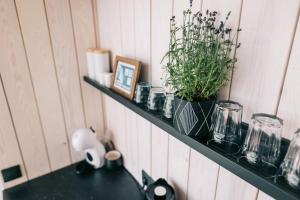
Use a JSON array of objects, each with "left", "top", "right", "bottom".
[
  {"left": 15, "top": 0, "right": 71, "bottom": 171},
  {"left": 215, "top": 168, "right": 257, "bottom": 200},
  {"left": 92, "top": 0, "right": 100, "bottom": 48},
  {"left": 0, "top": 77, "right": 27, "bottom": 188},
  {"left": 167, "top": 136, "right": 190, "bottom": 200},
  {"left": 151, "top": 125, "right": 169, "bottom": 180},
  {"left": 277, "top": 15, "right": 300, "bottom": 139},
  {"left": 70, "top": 0, "right": 105, "bottom": 138},
  {"left": 187, "top": 150, "right": 219, "bottom": 200},
  {"left": 0, "top": 0, "right": 103, "bottom": 188},
  {"left": 120, "top": 0, "right": 135, "bottom": 58},
  {"left": 125, "top": 109, "right": 139, "bottom": 180},
  {"left": 44, "top": 0, "right": 86, "bottom": 162},
  {"left": 97, "top": 0, "right": 122, "bottom": 65},
  {"left": 124, "top": 110, "right": 152, "bottom": 184},
  {"left": 230, "top": 0, "right": 300, "bottom": 122},
  {"left": 0, "top": 0, "right": 50, "bottom": 179},
  {"left": 151, "top": 0, "right": 173, "bottom": 87},
  {"left": 103, "top": 96, "right": 127, "bottom": 155},
  {"left": 136, "top": 115, "right": 152, "bottom": 183},
  {"left": 134, "top": 0, "right": 151, "bottom": 82}
]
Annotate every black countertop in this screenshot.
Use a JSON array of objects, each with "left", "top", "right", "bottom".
[{"left": 3, "top": 163, "right": 145, "bottom": 200}]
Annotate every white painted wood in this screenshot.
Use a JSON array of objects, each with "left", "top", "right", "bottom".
[
  {"left": 202, "top": 0, "right": 243, "bottom": 100},
  {"left": 277, "top": 15, "right": 300, "bottom": 139},
  {"left": 167, "top": 136, "right": 190, "bottom": 200},
  {"left": 70, "top": 0, "right": 105, "bottom": 138},
  {"left": 187, "top": 149, "right": 219, "bottom": 200},
  {"left": 97, "top": 0, "right": 129, "bottom": 171},
  {"left": 151, "top": 0, "right": 173, "bottom": 86},
  {"left": 44, "top": 0, "right": 86, "bottom": 162},
  {"left": 151, "top": 125, "right": 169, "bottom": 180},
  {"left": 104, "top": 95, "right": 151, "bottom": 185},
  {"left": 134, "top": 0, "right": 151, "bottom": 82},
  {"left": 120, "top": 0, "right": 135, "bottom": 58},
  {"left": 118, "top": 0, "right": 138, "bottom": 175},
  {"left": 124, "top": 109, "right": 139, "bottom": 180},
  {"left": 136, "top": 115, "right": 152, "bottom": 183},
  {"left": 103, "top": 95, "right": 127, "bottom": 156},
  {"left": 92, "top": 0, "right": 101, "bottom": 48},
  {"left": 230, "top": 0, "right": 300, "bottom": 121},
  {"left": 215, "top": 167, "right": 258, "bottom": 200},
  {"left": 97, "top": 0, "right": 122, "bottom": 65},
  {"left": 15, "top": 0, "right": 71, "bottom": 171},
  {"left": 0, "top": 77, "right": 28, "bottom": 188},
  {"left": 257, "top": 191, "right": 274, "bottom": 200},
  {"left": 0, "top": 0, "right": 50, "bottom": 179}
]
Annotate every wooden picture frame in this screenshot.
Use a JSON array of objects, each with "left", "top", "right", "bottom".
[{"left": 111, "top": 56, "right": 141, "bottom": 100}]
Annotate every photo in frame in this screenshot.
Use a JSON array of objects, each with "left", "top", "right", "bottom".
[{"left": 111, "top": 56, "right": 141, "bottom": 100}]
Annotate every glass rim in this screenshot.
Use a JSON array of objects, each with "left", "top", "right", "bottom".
[
  {"left": 216, "top": 100, "right": 243, "bottom": 111},
  {"left": 137, "top": 82, "right": 151, "bottom": 87},
  {"left": 150, "top": 87, "right": 165, "bottom": 93},
  {"left": 251, "top": 113, "right": 283, "bottom": 126}
]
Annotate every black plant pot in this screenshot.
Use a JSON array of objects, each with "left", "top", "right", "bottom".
[{"left": 173, "top": 96, "right": 216, "bottom": 140}]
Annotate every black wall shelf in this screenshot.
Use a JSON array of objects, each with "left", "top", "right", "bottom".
[{"left": 84, "top": 76, "right": 299, "bottom": 200}]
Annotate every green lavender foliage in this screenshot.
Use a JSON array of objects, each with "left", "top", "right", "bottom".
[{"left": 162, "top": 9, "right": 241, "bottom": 101}]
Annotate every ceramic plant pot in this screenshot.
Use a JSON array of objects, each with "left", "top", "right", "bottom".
[{"left": 173, "top": 96, "right": 216, "bottom": 140}]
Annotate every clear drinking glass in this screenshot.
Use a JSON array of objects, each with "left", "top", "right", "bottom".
[
  {"left": 280, "top": 129, "right": 300, "bottom": 188},
  {"left": 134, "top": 82, "right": 151, "bottom": 104},
  {"left": 163, "top": 93, "right": 175, "bottom": 119},
  {"left": 210, "top": 101, "right": 243, "bottom": 145},
  {"left": 242, "top": 113, "right": 283, "bottom": 165},
  {"left": 147, "top": 87, "right": 165, "bottom": 111}
]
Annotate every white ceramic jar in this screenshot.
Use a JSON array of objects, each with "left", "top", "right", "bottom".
[
  {"left": 86, "top": 48, "right": 96, "bottom": 79},
  {"left": 93, "top": 49, "right": 110, "bottom": 85}
]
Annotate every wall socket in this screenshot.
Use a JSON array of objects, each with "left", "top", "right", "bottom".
[{"left": 1, "top": 165, "right": 22, "bottom": 182}]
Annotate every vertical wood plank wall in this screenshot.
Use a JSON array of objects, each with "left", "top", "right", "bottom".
[
  {"left": 97, "top": 0, "right": 300, "bottom": 200},
  {"left": 0, "top": 0, "right": 103, "bottom": 189},
  {"left": 0, "top": 0, "right": 300, "bottom": 200}
]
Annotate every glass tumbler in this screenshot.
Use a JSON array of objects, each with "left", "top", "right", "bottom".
[
  {"left": 242, "top": 113, "right": 283, "bottom": 165},
  {"left": 163, "top": 93, "right": 175, "bottom": 119},
  {"left": 280, "top": 129, "right": 300, "bottom": 188},
  {"left": 210, "top": 101, "right": 243, "bottom": 145},
  {"left": 134, "top": 82, "right": 151, "bottom": 104},
  {"left": 147, "top": 87, "right": 165, "bottom": 111}
]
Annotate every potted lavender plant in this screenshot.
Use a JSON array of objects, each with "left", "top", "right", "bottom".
[{"left": 162, "top": 7, "right": 241, "bottom": 139}]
